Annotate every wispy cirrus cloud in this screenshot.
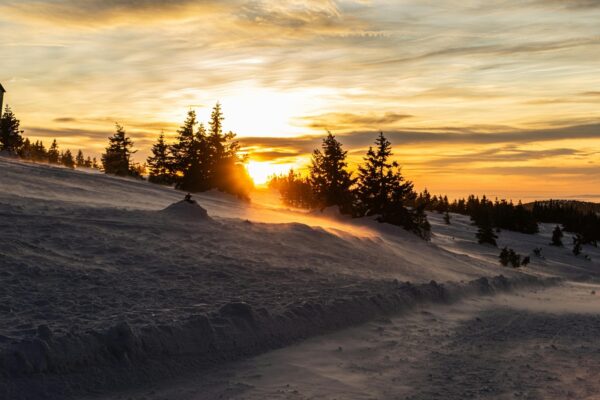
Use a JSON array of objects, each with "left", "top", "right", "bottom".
[{"left": 299, "top": 112, "right": 413, "bottom": 130}]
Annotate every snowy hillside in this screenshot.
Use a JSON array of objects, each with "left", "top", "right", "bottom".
[{"left": 0, "top": 156, "right": 598, "bottom": 399}]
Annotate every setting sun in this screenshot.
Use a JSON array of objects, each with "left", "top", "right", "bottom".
[{"left": 246, "top": 160, "right": 293, "bottom": 186}]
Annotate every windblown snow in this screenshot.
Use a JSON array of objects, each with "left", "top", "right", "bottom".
[{"left": 0, "top": 156, "right": 598, "bottom": 399}]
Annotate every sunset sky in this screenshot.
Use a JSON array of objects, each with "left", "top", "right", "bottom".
[{"left": 1, "top": 0, "right": 599, "bottom": 200}]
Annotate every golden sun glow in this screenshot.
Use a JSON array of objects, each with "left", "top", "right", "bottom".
[{"left": 246, "top": 161, "right": 293, "bottom": 186}]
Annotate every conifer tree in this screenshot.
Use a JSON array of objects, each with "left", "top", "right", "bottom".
[
  {"left": 572, "top": 234, "right": 583, "bottom": 256},
  {"left": 75, "top": 150, "right": 85, "bottom": 168},
  {"left": 355, "top": 132, "right": 413, "bottom": 216},
  {"left": 185, "top": 122, "right": 212, "bottom": 192},
  {"left": 206, "top": 102, "right": 250, "bottom": 197},
  {"left": 61, "top": 149, "right": 75, "bottom": 169},
  {"left": 19, "top": 138, "right": 32, "bottom": 159},
  {"left": 92, "top": 157, "right": 99, "bottom": 169},
  {"left": 84, "top": 156, "right": 92, "bottom": 168},
  {"left": 147, "top": 132, "right": 175, "bottom": 184},
  {"left": 170, "top": 111, "right": 211, "bottom": 191},
  {"left": 508, "top": 249, "right": 521, "bottom": 268},
  {"left": 273, "top": 168, "right": 316, "bottom": 209},
  {"left": 47, "top": 139, "right": 60, "bottom": 164},
  {"left": 476, "top": 212, "right": 498, "bottom": 246},
  {"left": 31, "top": 140, "right": 47, "bottom": 162},
  {"left": 170, "top": 110, "right": 197, "bottom": 174},
  {"left": 0, "top": 105, "right": 24, "bottom": 154},
  {"left": 354, "top": 132, "right": 429, "bottom": 239},
  {"left": 499, "top": 247, "right": 510, "bottom": 266},
  {"left": 444, "top": 210, "right": 451, "bottom": 225},
  {"left": 102, "top": 124, "right": 135, "bottom": 176},
  {"left": 550, "top": 225, "right": 563, "bottom": 247},
  {"left": 309, "top": 132, "right": 354, "bottom": 213}
]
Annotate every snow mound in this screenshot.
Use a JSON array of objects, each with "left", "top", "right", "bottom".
[{"left": 160, "top": 200, "right": 210, "bottom": 220}]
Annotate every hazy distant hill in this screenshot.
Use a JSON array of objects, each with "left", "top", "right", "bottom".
[{"left": 524, "top": 200, "right": 600, "bottom": 214}]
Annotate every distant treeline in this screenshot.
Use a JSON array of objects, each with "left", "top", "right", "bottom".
[
  {"left": 0, "top": 105, "right": 99, "bottom": 170},
  {"left": 269, "top": 132, "right": 431, "bottom": 240},
  {"left": 415, "top": 191, "right": 599, "bottom": 245},
  {"left": 531, "top": 200, "right": 599, "bottom": 245}
]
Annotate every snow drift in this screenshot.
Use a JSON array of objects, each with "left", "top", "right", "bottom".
[
  {"left": 0, "top": 156, "right": 598, "bottom": 399},
  {"left": 160, "top": 199, "right": 210, "bottom": 220}
]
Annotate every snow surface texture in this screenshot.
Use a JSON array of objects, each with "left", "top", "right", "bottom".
[
  {"left": 0, "top": 156, "right": 598, "bottom": 399},
  {"left": 128, "top": 282, "right": 600, "bottom": 400}
]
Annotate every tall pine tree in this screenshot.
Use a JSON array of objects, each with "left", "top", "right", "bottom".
[
  {"left": 550, "top": 225, "right": 563, "bottom": 246},
  {"left": 47, "top": 139, "right": 60, "bottom": 164},
  {"left": 0, "top": 105, "right": 24, "bottom": 155},
  {"left": 309, "top": 132, "right": 354, "bottom": 213},
  {"left": 170, "top": 111, "right": 212, "bottom": 191},
  {"left": 61, "top": 149, "right": 75, "bottom": 169},
  {"left": 75, "top": 150, "right": 86, "bottom": 168},
  {"left": 206, "top": 102, "right": 251, "bottom": 197},
  {"left": 32, "top": 140, "right": 48, "bottom": 162},
  {"left": 355, "top": 132, "right": 413, "bottom": 216},
  {"left": 354, "top": 133, "right": 429, "bottom": 239},
  {"left": 476, "top": 211, "right": 498, "bottom": 246},
  {"left": 147, "top": 132, "right": 175, "bottom": 185},
  {"left": 102, "top": 124, "right": 135, "bottom": 176}
]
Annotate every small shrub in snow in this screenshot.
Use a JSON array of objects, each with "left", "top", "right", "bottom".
[
  {"left": 476, "top": 215, "right": 498, "bottom": 246},
  {"left": 498, "top": 247, "right": 524, "bottom": 268},
  {"left": 444, "top": 211, "right": 451, "bottom": 225},
  {"left": 572, "top": 234, "right": 583, "bottom": 256},
  {"left": 499, "top": 247, "right": 511, "bottom": 266},
  {"left": 550, "top": 225, "right": 563, "bottom": 247}
]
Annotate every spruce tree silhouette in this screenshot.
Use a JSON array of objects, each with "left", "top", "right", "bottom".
[
  {"left": 47, "top": 139, "right": 60, "bottom": 164},
  {"left": 499, "top": 247, "right": 510, "bottom": 266},
  {"left": 0, "top": 105, "right": 24, "bottom": 155},
  {"left": 19, "top": 138, "right": 31, "bottom": 159},
  {"left": 147, "top": 132, "right": 175, "bottom": 185},
  {"left": 476, "top": 211, "right": 498, "bottom": 246},
  {"left": 355, "top": 132, "right": 412, "bottom": 217},
  {"left": 354, "top": 132, "right": 430, "bottom": 239},
  {"left": 572, "top": 234, "right": 583, "bottom": 256},
  {"left": 102, "top": 123, "right": 136, "bottom": 176},
  {"left": 61, "top": 149, "right": 75, "bottom": 169},
  {"left": 31, "top": 140, "right": 48, "bottom": 162},
  {"left": 75, "top": 150, "right": 85, "bottom": 168},
  {"left": 550, "top": 225, "right": 563, "bottom": 247},
  {"left": 309, "top": 132, "right": 354, "bottom": 213},
  {"left": 207, "top": 103, "right": 251, "bottom": 198}
]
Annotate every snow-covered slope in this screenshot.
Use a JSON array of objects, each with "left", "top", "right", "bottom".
[
  {"left": 0, "top": 156, "right": 501, "bottom": 282},
  {"left": 0, "top": 156, "right": 597, "bottom": 399}
]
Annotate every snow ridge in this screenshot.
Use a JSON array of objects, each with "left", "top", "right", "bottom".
[{"left": 1, "top": 274, "right": 559, "bottom": 399}]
